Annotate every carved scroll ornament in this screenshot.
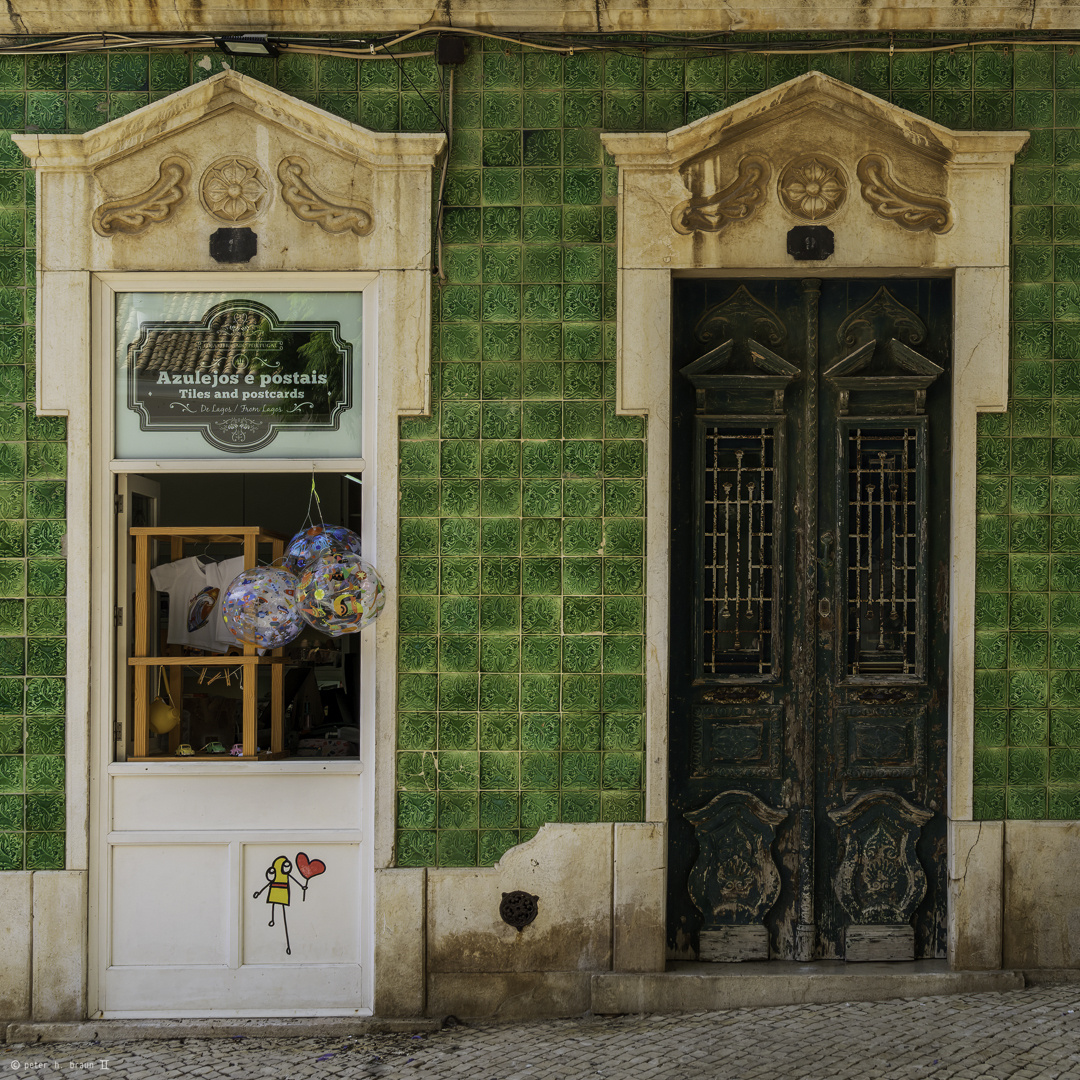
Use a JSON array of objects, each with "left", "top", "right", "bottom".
[
  {"left": 92, "top": 155, "right": 191, "bottom": 237},
  {"left": 856, "top": 153, "right": 953, "bottom": 235},
  {"left": 672, "top": 155, "right": 770, "bottom": 235},
  {"left": 278, "top": 156, "right": 375, "bottom": 236}
]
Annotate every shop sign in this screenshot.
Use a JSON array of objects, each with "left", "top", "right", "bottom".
[{"left": 125, "top": 299, "right": 353, "bottom": 453}]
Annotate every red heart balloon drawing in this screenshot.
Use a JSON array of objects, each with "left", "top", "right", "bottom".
[{"left": 296, "top": 852, "right": 326, "bottom": 880}]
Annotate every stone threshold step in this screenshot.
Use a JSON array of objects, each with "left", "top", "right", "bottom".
[
  {"left": 591, "top": 961, "right": 1026, "bottom": 1015},
  {"left": 4, "top": 1016, "right": 441, "bottom": 1045}
]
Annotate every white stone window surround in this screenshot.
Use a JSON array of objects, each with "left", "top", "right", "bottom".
[
  {"left": 602, "top": 72, "right": 1027, "bottom": 966},
  {"left": 16, "top": 72, "right": 444, "bottom": 1015}
]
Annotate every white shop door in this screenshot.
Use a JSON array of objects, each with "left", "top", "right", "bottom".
[{"left": 94, "top": 475, "right": 370, "bottom": 1017}]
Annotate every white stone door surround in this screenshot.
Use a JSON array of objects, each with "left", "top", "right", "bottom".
[
  {"left": 16, "top": 71, "right": 444, "bottom": 1014},
  {"left": 601, "top": 72, "right": 1028, "bottom": 966}
]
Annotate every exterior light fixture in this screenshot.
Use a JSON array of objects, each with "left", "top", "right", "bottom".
[{"left": 215, "top": 34, "right": 280, "bottom": 58}]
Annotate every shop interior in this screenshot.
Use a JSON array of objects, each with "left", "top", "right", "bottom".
[{"left": 120, "top": 472, "right": 365, "bottom": 761}]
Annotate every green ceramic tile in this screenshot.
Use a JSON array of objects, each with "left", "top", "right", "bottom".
[
  {"left": 1007, "top": 786, "right": 1047, "bottom": 819},
  {"left": 478, "top": 597, "right": 518, "bottom": 634},
  {"left": 436, "top": 830, "right": 477, "bottom": 867},
  {"left": 398, "top": 712, "right": 437, "bottom": 753},
  {"left": 397, "top": 675, "right": 438, "bottom": 714},
  {"left": 1016, "top": 48, "right": 1054, "bottom": 89},
  {"left": 396, "top": 830, "right": 436, "bottom": 866},
  {"left": 398, "top": 791, "right": 437, "bottom": 830},
  {"left": 0, "top": 791, "right": 20, "bottom": 830},
  {"left": 1049, "top": 786, "right": 1080, "bottom": 818},
  {"left": 601, "top": 791, "right": 643, "bottom": 822},
  {"left": 149, "top": 52, "right": 190, "bottom": 92},
  {"left": 0, "top": 752, "right": 20, "bottom": 792},
  {"left": 0, "top": 830, "right": 22, "bottom": 870},
  {"left": 0, "top": 717, "right": 19, "bottom": 756},
  {"left": 524, "top": 52, "right": 563, "bottom": 90}
]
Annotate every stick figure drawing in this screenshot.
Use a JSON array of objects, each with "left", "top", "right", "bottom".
[{"left": 252, "top": 852, "right": 326, "bottom": 955}]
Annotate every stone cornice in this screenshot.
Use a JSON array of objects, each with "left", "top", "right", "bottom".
[
  {"left": 602, "top": 73, "right": 1029, "bottom": 171},
  {"left": 13, "top": 71, "right": 446, "bottom": 173},
  {"left": 1, "top": 0, "right": 1076, "bottom": 34}
]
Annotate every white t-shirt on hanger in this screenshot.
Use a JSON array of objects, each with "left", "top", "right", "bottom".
[{"left": 151, "top": 556, "right": 246, "bottom": 653}]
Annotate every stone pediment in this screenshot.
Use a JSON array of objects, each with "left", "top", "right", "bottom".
[
  {"left": 602, "top": 71, "right": 1028, "bottom": 271},
  {"left": 15, "top": 71, "right": 446, "bottom": 273}
]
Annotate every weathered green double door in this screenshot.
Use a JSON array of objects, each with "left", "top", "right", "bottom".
[{"left": 668, "top": 278, "right": 950, "bottom": 962}]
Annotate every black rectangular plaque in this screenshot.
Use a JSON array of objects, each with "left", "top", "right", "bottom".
[{"left": 787, "top": 225, "right": 834, "bottom": 261}]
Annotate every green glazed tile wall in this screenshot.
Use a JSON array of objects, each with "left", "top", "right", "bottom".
[
  {"left": 0, "top": 47, "right": 68, "bottom": 870},
  {"left": 0, "top": 37, "right": 1074, "bottom": 871}
]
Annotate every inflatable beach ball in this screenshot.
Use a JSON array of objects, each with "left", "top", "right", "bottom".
[
  {"left": 297, "top": 551, "right": 385, "bottom": 636},
  {"left": 221, "top": 566, "right": 305, "bottom": 649},
  {"left": 283, "top": 524, "right": 363, "bottom": 577}
]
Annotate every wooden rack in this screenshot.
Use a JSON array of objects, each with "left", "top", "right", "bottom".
[{"left": 129, "top": 526, "right": 286, "bottom": 761}]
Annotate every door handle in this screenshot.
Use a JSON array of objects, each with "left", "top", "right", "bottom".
[{"left": 819, "top": 531, "right": 835, "bottom": 569}]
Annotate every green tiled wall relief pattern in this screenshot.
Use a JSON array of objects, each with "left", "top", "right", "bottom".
[
  {"left": 0, "top": 39, "right": 1073, "bottom": 869},
  {"left": 0, "top": 50, "right": 68, "bottom": 866}
]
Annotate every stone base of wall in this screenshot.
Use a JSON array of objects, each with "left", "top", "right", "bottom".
[
  {"left": 0, "top": 870, "right": 86, "bottom": 1022},
  {"left": 378, "top": 819, "right": 1080, "bottom": 1020},
  {"left": 8, "top": 823, "right": 1080, "bottom": 1022},
  {"left": 1003, "top": 822, "right": 1080, "bottom": 969},
  {"left": 376, "top": 823, "right": 666, "bottom": 1020}
]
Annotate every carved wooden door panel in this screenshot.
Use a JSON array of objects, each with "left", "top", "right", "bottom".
[{"left": 668, "top": 278, "right": 951, "bottom": 962}]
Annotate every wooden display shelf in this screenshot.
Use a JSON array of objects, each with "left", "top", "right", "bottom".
[
  {"left": 131, "top": 752, "right": 290, "bottom": 762},
  {"left": 129, "top": 526, "right": 288, "bottom": 761}
]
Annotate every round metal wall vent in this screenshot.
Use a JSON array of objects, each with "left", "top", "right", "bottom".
[{"left": 500, "top": 890, "right": 539, "bottom": 931}]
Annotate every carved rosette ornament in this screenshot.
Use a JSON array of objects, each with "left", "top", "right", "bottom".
[
  {"left": 278, "top": 156, "right": 375, "bottom": 236},
  {"left": 199, "top": 157, "right": 268, "bottom": 223},
  {"left": 828, "top": 790, "right": 933, "bottom": 925},
  {"left": 671, "top": 155, "right": 770, "bottom": 235},
  {"left": 778, "top": 155, "right": 848, "bottom": 221},
  {"left": 684, "top": 790, "right": 788, "bottom": 928},
  {"left": 92, "top": 155, "right": 191, "bottom": 236},
  {"left": 856, "top": 153, "right": 954, "bottom": 234}
]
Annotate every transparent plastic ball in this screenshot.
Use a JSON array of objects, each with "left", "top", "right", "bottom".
[
  {"left": 221, "top": 567, "right": 305, "bottom": 649},
  {"left": 297, "top": 551, "right": 385, "bottom": 636},
  {"left": 283, "top": 524, "right": 363, "bottom": 577}
]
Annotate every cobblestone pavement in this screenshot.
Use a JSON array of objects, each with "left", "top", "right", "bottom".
[{"left": 4, "top": 985, "right": 1080, "bottom": 1080}]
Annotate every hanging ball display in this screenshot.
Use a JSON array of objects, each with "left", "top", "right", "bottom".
[
  {"left": 283, "top": 524, "right": 363, "bottom": 577},
  {"left": 297, "top": 551, "right": 385, "bottom": 636},
  {"left": 221, "top": 567, "right": 305, "bottom": 649}
]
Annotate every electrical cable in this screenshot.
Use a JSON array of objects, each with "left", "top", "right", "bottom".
[
  {"left": 377, "top": 41, "right": 446, "bottom": 132},
  {"left": 7, "top": 28, "right": 1080, "bottom": 61},
  {"left": 434, "top": 65, "right": 453, "bottom": 287}
]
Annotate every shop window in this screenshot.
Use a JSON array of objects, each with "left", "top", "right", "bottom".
[{"left": 101, "top": 274, "right": 377, "bottom": 763}]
